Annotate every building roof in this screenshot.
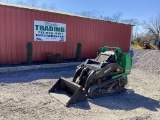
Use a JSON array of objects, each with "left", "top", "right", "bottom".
[{"left": 0, "top": 2, "right": 134, "bottom": 26}]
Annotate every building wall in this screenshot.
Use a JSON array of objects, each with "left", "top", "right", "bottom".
[{"left": 0, "top": 5, "right": 132, "bottom": 64}]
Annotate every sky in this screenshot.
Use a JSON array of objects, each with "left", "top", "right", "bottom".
[
  {"left": 52, "top": 0, "right": 160, "bottom": 21},
  {"left": 1, "top": 0, "right": 160, "bottom": 34},
  {"left": 2, "top": 0, "right": 160, "bottom": 21}
]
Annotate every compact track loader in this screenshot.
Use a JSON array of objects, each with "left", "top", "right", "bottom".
[{"left": 49, "top": 46, "right": 131, "bottom": 107}]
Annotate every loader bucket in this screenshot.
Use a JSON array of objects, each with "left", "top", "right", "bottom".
[{"left": 49, "top": 77, "right": 87, "bottom": 107}]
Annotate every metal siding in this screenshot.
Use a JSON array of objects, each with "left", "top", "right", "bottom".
[
  {"left": 5, "top": 8, "right": 9, "bottom": 63},
  {"left": 80, "top": 18, "right": 86, "bottom": 58},
  {"left": 0, "top": 6, "right": 5, "bottom": 63},
  {"left": 0, "top": 7, "right": 3, "bottom": 63},
  {"left": 16, "top": 9, "right": 22, "bottom": 63},
  {"left": 100, "top": 21, "right": 104, "bottom": 51},
  {"left": 89, "top": 19, "right": 94, "bottom": 57},
  {"left": 32, "top": 11, "right": 37, "bottom": 61},
  {"left": 88, "top": 19, "right": 94, "bottom": 57},
  {"left": 107, "top": 22, "right": 112, "bottom": 47},
  {"left": 95, "top": 20, "right": 99, "bottom": 52},
  {"left": 69, "top": 15, "right": 75, "bottom": 59},
  {"left": 21, "top": 9, "right": 26, "bottom": 62},
  {"left": 0, "top": 5, "right": 132, "bottom": 64},
  {"left": 43, "top": 12, "right": 50, "bottom": 61},
  {"left": 91, "top": 19, "right": 98, "bottom": 57},
  {"left": 83, "top": 18, "right": 87, "bottom": 58},
  {"left": 99, "top": 21, "right": 103, "bottom": 52},
  {"left": 66, "top": 15, "right": 72, "bottom": 59},
  {"left": 126, "top": 26, "right": 131, "bottom": 51},
  {"left": 56, "top": 14, "right": 62, "bottom": 56},
  {"left": 10, "top": 8, "right": 15, "bottom": 63}
]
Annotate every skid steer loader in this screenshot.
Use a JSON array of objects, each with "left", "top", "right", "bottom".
[
  {"left": 49, "top": 46, "right": 131, "bottom": 107},
  {"left": 139, "top": 39, "right": 160, "bottom": 50}
]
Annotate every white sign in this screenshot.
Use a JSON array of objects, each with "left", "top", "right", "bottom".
[{"left": 34, "top": 20, "right": 66, "bottom": 42}]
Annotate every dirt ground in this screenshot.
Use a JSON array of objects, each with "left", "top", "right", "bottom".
[{"left": 0, "top": 67, "right": 160, "bottom": 120}]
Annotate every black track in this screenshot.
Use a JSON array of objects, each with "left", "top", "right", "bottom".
[{"left": 87, "top": 77, "right": 126, "bottom": 98}]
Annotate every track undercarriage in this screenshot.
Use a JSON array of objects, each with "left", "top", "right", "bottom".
[{"left": 88, "top": 77, "right": 126, "bottom": 98}]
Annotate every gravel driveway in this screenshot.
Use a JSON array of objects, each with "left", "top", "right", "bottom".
[{"left": 0, "top": 50, "right": 160, "bottom": 120}]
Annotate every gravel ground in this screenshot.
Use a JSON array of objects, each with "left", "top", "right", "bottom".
[
  {"left": 136, "top": 50, "right": 160, "bottom": 74},
  {"left": 127, "top": 49, "right": 149, "bottom": 68},
  {"left": 0, "top": 49, "right": 160, "bottom": 120}
]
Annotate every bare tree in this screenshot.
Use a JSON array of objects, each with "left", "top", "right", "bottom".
[
  {"left": 41, "top": 2, "right": 48, "bottom": 9},
  {"left": 136, "top": 31, "right": 155, "bottom": 42},
  {"left": 16, "top": 0, "right": 25, "bottom": 5},
  {"left": 76, "top": 10, "right": 103, "bottom": 19},
  {"left": 76, "top": 10, "right": 123, "bottom": 22},
  {"left": 16, "top": 0, "right": 37, "bottom": 7},
  {"left": 48, "top": 3, "right": 56, "bottom": 10},
  {"left": 16, "top": 0, "right": 56, "bottom": 10},
  {"left": 121, "top": 19, "right": 138, "bottom": 25},
  {"left": 27, "top": 0, "right": 37, "bottom": 7},
  {"left": 143, "top": 13, "right": 160, "bottom": 39},
  {"left": 40, "top": 2, "right": 56, "bottom": 10},
  {"left": 111, "top": 12, "right": 122, "bottom": 22},
  {"left": 101, "top": 16, "right": 112, "bottom": 21}
]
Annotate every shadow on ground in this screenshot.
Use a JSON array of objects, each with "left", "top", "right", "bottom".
[
  {"left": 72, "top": 89, "right": 160, "bottom": 111},
  {"left": 0, "top": 66, "right": 76, "bottom": 83}
]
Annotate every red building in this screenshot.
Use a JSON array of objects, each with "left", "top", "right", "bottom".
[{"left": 0, "top": 2, "right": 133, "bottom": 64}]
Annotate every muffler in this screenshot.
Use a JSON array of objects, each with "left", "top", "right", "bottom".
[{"left": 49, "top": 77, "right": 87, "bottom": 107}]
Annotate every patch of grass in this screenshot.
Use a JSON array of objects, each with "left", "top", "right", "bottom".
[
  {"left": 131, "top": 43, "right": 139, "bottom": 49},
  {"left": 131, "top": 40, "right": 140, "bottom": 49}
]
